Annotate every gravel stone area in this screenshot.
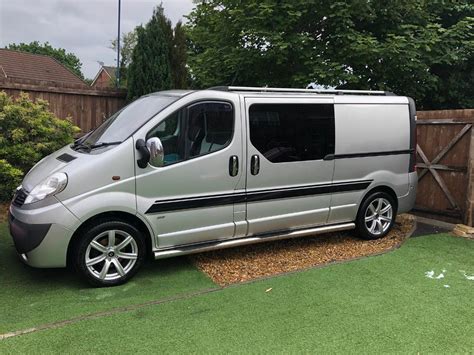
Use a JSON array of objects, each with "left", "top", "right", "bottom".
[{"left": 190, "top": 214, "right": 415, "bottom": 286}]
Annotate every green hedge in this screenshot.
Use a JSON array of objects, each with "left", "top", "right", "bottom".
[{"left": 0, "top": 91, "right": 80, "bottom": 201}]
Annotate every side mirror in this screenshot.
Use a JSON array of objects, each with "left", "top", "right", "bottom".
[
  {"left": 146, "top": 137, "right": 164, "bottom": 167},
  {"left": 136, "top": 139, "right": 150, "bottom": 168}
]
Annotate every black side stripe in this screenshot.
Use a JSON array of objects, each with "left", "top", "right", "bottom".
[
  {"left": 146, "top": 193, "right": 246, "bottom": 214},
  {"left": 324, "top": 149, "right": 413, "bottom": 160},
  {"left": 145, "top": 180, "right": 372, "bottom": 214}
]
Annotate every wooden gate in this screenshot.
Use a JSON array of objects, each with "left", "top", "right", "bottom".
[{"left": 415, "top": 110, "right": 474, "bottom": 225}]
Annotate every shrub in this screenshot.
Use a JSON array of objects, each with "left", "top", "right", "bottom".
[
  {"left": 0, "top": 91, "right": 80, "bottom": 201},
  {"left": 0, "top": 160, "right": 22, "bottom": 201}
]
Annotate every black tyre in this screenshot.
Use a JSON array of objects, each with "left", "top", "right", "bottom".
[
  {"left": 356, "top": 191, "right": 397, "bottom": 240},
  {"left": 72, "top": 220, "right": 146, "bottom": 287}
]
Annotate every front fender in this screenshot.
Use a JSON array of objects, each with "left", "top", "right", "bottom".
[{"left": 60, "top": 178, "right": 156, "bottom": 247}]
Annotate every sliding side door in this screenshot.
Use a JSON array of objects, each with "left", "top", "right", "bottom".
[{"left": 244, "top": 97, "right": 336, "bottom": 236}]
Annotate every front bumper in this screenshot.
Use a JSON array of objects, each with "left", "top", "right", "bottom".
[
  {"left": 9, "top": 213, "right": 51, "bottom": 254},
  {"left": 8, "top": 199, "right": 80, "bottom": 268}
]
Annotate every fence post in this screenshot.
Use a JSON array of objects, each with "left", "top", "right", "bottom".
[{"left": 465, "top": 128, "right": 474, "bottom": 226}]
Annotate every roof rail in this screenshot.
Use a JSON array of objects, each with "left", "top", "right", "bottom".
[{"left": 209, "top": 86, "right": 394, "bottom": 96}]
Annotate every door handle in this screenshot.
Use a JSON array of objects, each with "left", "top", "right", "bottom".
[
  {"left": 229, "top": 155, "right": 239, "bottom": 176},
  {"left": 251, "top": 154, "right": 260, "bottom": 175}
]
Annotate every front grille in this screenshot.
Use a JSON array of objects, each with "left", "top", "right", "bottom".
[{"left": 12, "top": 188, "right": 28, "bottom": 207}]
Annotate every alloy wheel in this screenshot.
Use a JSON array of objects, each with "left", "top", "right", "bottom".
[
  {"left": 85, "top": 230, "right": 138, "bottom": 281},
  {"left": 364, "top": 198, "right": 393, "bottom": 236}
]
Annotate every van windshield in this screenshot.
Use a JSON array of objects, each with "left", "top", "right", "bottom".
[{"left": 75, "top": 95, "right": 179, "bottom": 151}]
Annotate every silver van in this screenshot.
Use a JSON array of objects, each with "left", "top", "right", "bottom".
[{"left": 8, "top": 87, "right": 417, "bottom": 286}]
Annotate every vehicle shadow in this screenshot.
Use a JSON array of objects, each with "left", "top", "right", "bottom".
[{"left": 0, "top": 229, "right": 202, "bottom": 291}]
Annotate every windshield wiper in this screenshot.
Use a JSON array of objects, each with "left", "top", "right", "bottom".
[
  {"left": 88, "top": 141, "right": 122, "bottom": 149},
  {"left": 71, "top": 141, "right": 91, "bottom": 151},
  {"left": 71, "top": 140, "right": 121, "bottom": 152},
  {"left": 71, "top": 131, "right": 94, "bottom": 149}
]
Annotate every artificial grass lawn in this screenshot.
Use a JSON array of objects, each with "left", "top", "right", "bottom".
[
  {"left": 0, "top": 223, "right": 215, "bottom": 333},
  {"left": 1, "top": 230, "right": 473, "bottom": 353}
]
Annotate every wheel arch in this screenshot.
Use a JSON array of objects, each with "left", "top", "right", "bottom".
[
  {"left": 66, "top": 211, "right": 153, "bottom": 267},
  {"left": 359, "top": 185, "right": 398, "bottom": 215},
  {"left": 354, "top": 185, "right": 399, "bottom": 240}
]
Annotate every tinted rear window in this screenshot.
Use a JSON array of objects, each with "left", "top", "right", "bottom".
[{"left": 249, "top": 104, "right": 335, "bottom": 163}]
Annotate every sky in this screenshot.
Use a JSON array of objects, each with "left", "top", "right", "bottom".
[{"left": 0, "top": 0, "right": 195, "bottom": 79}]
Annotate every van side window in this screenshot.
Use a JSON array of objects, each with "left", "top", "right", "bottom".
[
  {"left": 249, "top": 104, "right": 335, "bottom": 163},
  {"left": 147, "top": 110, "right": 184, "bottom": 166},
  {"left": 187, "top": 102, "right": 234, "bottom": 158},
  {"left": 147, "top": 101, "right": 234, "bottom": 166}
]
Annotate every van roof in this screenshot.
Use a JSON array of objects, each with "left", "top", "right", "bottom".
[
  {"left": 147, "top": 87, "right": 409, "bottom": 105},
  {"left": 209, "top": 86, "right": 396, "bottom": 96},
  {"left": 148, "top": 90, "right": 193, "bottom": 97},
  {"left": 150, "top": 86, "right": 397, "bottom": 97}
]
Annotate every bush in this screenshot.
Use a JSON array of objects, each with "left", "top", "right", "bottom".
[
  {"left": 0, "top": 160, "right": 22, "bottom": 201},
  {"left": 0, "top": 91, "right": 80, "bottom": 201}
]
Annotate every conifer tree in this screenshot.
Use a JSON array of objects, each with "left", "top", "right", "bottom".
[
  {"left": 127, "top": 5, "right": 172, "bottom": 100},
  {"left": 171, "top": 22, "right": 189, "bottom": 89}
]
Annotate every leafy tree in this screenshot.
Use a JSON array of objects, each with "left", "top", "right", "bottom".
[
  {"left": 111, "top": 29, "right": 139, "bottom": 69},
  {"left": 84, "top": 78, "right": 94, "bottom": 86},
  {"left": 427, "top": 56, "right": 474, "bottom": 109},
  {"left": 127, "top": 5, "right": 173, "bottom": 100},
  {"left": 186, "top": 0, "right": 474, "bottom": 109},
  {"left": 0, "top": 91, "right": 80, "bottom": 200},
  {"left": 420, "top": 2, "right": 474, "bottom": 109},
  {"left": 110, "top": 28, "right": 139, "bottom": 88},
  {"left": 7, "top": 41, "right": 84, "bottom": 79}
]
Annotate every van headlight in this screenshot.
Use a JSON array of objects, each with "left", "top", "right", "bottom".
[{"left": 24, "top": 173, "right": 68, "bottom": 204}]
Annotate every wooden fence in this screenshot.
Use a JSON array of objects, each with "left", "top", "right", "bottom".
[
  {"left": 415, "top": 109, "right": 474, "bottom": 225},
  {"left": 0, "top": 78, "right": 127, "bottom": 133}
]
